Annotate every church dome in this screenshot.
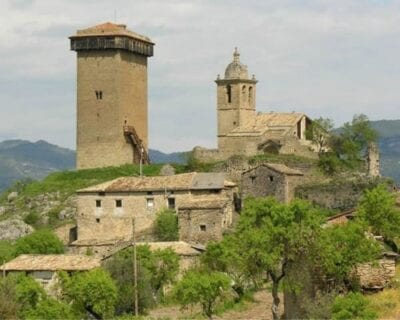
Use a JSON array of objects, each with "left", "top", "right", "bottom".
[{"left": 224, "top": 48, "right": 249, "bottom": 79}]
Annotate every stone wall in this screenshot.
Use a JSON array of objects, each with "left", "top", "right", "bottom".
[
  {"left": 178, "top": 206, "right": 227, "bottom": 244},
  {"left": 355, "top": 257, "right": 396, "bottom": 290},
  {"left": 76, "top": 49, "right": 148, "bottom": 169}
]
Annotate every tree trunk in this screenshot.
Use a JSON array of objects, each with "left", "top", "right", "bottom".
[{"left": 271, "top": 279, "right": 280, "bottom": 320}]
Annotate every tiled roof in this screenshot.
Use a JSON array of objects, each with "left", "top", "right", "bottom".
[
  {"left": 244, "top": 163, "right": 303, "bottom": 176},
  {"left": 70, "top": 22, "right": 152, "bottom": 43},
  {"left": 228, "top": 112, "right": 306, "bottom": 137},
  {"left": 78, "top": 172, "right": 235, "bottom": 193},
  {"left": 0, "top": 254, "right": 101, "bottom": 271}
]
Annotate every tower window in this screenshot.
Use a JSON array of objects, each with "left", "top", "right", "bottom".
[
  {"left": 95, "top": 90, "right": 103, "bottom": 100},
  {"left": 168, "top": 198, "right": 175, "bottom": 210},
  {"left": 226, "top": 85, "right": 232, "bottom": 103}
]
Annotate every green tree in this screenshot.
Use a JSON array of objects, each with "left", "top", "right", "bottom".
[
  {"left": 306, "top": 117, "right": 334, "bottom": 153},
  {"left": 103, "top": 245, "right": 180, "bottom": 315},
  {"left": 357, "top": 184, "right": 400, "bottom": 241},
  {"left": 15, "top": 230, "right": 64, "bottom": 255},
  {"left": 232, "top": 198, "right": 324, "bottom": 320},
  {"left": 61, "top": 268, "right": 117, "bottom": 319},
  {"left": 154, "top": 209, "right": 179, "bottom": 241},
  {"left": 0, "top": 240, "right": 16, "bottom": 263},
  {"left": 173, "top": 269, "right": 230, "bottom": 319},
  {"left": 331, "top": 292, "right": 377, "bottom": 320}
]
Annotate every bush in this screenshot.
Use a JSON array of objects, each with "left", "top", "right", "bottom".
[
  {"left": 0, "top": 240, "right": 16, "bottom": 263},
  {"left": 318, "top": 153, "right": 341, "bottom": 175},
  {"left": 23, "top": 212, "right": 40, "bottom": 226},
  {"left": 24, "top": 298, "right": 75, "bottom": 320},
  {"left": 154, "top": 209, "right": 179, "bottom": 241},
  {"left": 15, "top": 230, "right": 64, "bottom": 255},
  {"left": 332, "top": 292, "right": 377, "bottom": 320}
]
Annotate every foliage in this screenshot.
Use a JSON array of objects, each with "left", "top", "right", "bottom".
[
  {"left": 23, "top": 211, "right": 40, "bottom": 226},
  {"left": 357, "top": 184, "right": 400, "bottom": 241},
  {"left": 24, "top": 298, "right": 76, "bottom": 320},
  {"left": 173, "top": 269, "right": 231, "bottom": 319},
  {"left": 0, "top": 240, "right": 16, "bottom": 263},
  {"left": 154, "top": 209, "right": 179, "bottom": 241},
  {"left": 317, "top": 152, "right": 341, "bottom": 175},
  {"left": 15, "top": 230, "right": 64, "bottom": 255},
  {"left": 103, "top": 245, "right": 180, "bottom": 315},
  {"left": 331, "top": 292, "right": 377, "bottom": 320},
  {"left": 306, "top": 117, "right": 334, "bottom": 153},
  {"left": 313, "top": 222, "right": 380, "bottom": 286},
  {"left": 61, "top": 268, "right": 117, "bottom": 319}
]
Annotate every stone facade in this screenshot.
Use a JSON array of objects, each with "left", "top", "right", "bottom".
[
  {"left": 70, "top": 22, "right": 154, "bottom": 169},
  {"left": 74, "top": 172, "right": 237, "bottom": 243},
  {"left": 194, "top": 49, "right": 318, "bottom": 162},
  {"left": 241, "top": 163, "right": 304, "bottom": 203},
  {"left": 178, "top": 198, "right": 234, "bottom": 244}
]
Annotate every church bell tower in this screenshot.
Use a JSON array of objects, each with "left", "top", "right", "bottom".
[
  {"left": 70, "top": 22, "right": 154, "bottom": 169},
  {"left": 215, "top": 48, "right": 257, "bottom": 144}
]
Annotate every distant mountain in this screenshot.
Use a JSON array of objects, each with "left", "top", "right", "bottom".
[
  {"left": 0, "top": 140, "right": 76, "bottom": 192},
  {"left": 0, "top": 140, "right": 186, "bottom": 192}
]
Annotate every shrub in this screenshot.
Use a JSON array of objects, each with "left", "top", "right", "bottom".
[
  {"left": 332, "top": 292, "right": 377, "bottom": 320},
  {"left": 318, "top": 153, "right": 341, "bottom": 175},
  {"left": 15, "top": 230, "right": 64, "bottom": 255},
  {"left": 154, "top": 209, "right": 179, "bottom": 241},
  {"left": 24, "top": 298, "right": 75, "bottom": 320},
  {"left": 0, "top": 240, "right": 16, "bottom": 263},
  {"left": 23, "top": 212, "right": 40, "bottom": 226}
]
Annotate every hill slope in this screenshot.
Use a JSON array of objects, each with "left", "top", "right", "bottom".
[{"left": 0, "top": 140, "right": 186, "bottom": 192}]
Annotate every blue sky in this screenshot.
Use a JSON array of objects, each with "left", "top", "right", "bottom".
[{"left": 0, "top": 0, "right": 399, "bottom": 152}]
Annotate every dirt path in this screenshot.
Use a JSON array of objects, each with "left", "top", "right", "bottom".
[{"left": 148, "top": 290, "right": 283, "bottom": 320}]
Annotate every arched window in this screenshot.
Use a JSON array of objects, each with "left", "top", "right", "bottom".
[
  {"left": 226, "top": 85, "right": 232, "bottom": 103},
  {"left": 249, "top": 86, "right": 253, "bottom": 104}
]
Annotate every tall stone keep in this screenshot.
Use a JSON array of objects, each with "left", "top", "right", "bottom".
[
  {"left": 70, "top": 22, "right": 154, "bottom": 169},
  {"left": 215, "top": 48, "right": 257, "bottom": 148}
]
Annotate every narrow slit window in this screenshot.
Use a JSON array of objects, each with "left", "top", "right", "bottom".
[
  {"left": 168, "top": 198, "right": 175, "bottom": 210},
  {"left": 226, "top": 85, "right": 232, "bottom": 103}
]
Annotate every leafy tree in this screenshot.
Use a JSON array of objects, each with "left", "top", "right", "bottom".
[
  {"left": 0, "top": 240, "right": 16, "bottom": 263},
  {"left": 61, "top": 268, "right": 117, "bottom": 319},
  {"left": 201, "top": 235, "right": 257, "bottom": 300},
  {"left": 317, "top": 152, "right": 341, "bottom": 175},
  {"left": 306, "top": 117, "right": 334, "bottom": 153},
  {"left": 331, "top": 292, "right": 377, "bottom": 320},
  {"left": 173, "top": 269, "right": 230, "bottom": 319},
  {"left": 313, "top": 222, "right": 380, "bottom": 288},
  {"left": 154, "top": 209, "right": 179, "bottom": 241},
  {"left": 357, "top": 184, "right": 400, "bottom": 241},
  {"left": 15, "top": 230, "right": 64, "bottom": 255},
  {"left": 24, "top": 298, "right": 75, "bottom": 320},
  {"left": 103, "top": 245, "right": 180, "bottom": 315}
]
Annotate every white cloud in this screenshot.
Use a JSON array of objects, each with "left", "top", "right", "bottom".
[{"left": 0, "top": 0, "right": 399, "bottom": 152}]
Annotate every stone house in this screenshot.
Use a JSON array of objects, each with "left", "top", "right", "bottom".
[
  {"left": 73, "top": 172, "right": 237, "bottom": 246},
  {"left": 178, "top": 197, "right": 234, "bottom": 244},
  {"left": 193, "top": 49, "right": 318, "bottom": 162},
  {"left": 0, "top": 254, "right": 100, "bottom": 294},
  {"left": 241, "top": 163, "right": 304, "bottom": 203}
]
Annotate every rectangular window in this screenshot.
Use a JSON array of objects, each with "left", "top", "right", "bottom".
[
  {"left": 115, "top": 199, "right": 122, "bottom": 208},
  {"left": 96, "top": 200, "right": 101, "bottom": 207},
  {"left": 96, "top": 218, "right": 100, "bottom": 223},
  {"left": 200, "top": 224, "right": 207, "bottom": 232},
  {"left": 147, "top": 198, "right": 154, "bottom": 208},
  {"left": 168, "top": 198, "right": 175, "bottom": 210},
  {"left": 269, "top": 176, "right": 274, "bottom": 182}
]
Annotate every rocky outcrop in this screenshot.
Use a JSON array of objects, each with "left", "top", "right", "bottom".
[{"left": 0, "top": 218, "right": 33, "bottom": 240}]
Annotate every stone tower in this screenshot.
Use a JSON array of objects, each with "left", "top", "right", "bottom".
[
  {"left": 70, "top": 22, "right": 154, "bottom": 169},
  {"left": 367, "top": 141, "right": 380, "bottom": 177},
  {"left": 215, "top": 48, "right": 257, "bottom": 148}
]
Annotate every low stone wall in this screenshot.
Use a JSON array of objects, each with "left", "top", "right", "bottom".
[{"left": 356, "top": 258, "right": 396, "bottom": 290}]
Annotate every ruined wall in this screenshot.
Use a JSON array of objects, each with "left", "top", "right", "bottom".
[{"left": 356, "top": 257, "right": 396, "bottom": 290}]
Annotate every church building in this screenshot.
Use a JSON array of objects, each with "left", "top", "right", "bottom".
[{"left": 194, "top": 48, "right": 317, "bottom": 162}]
